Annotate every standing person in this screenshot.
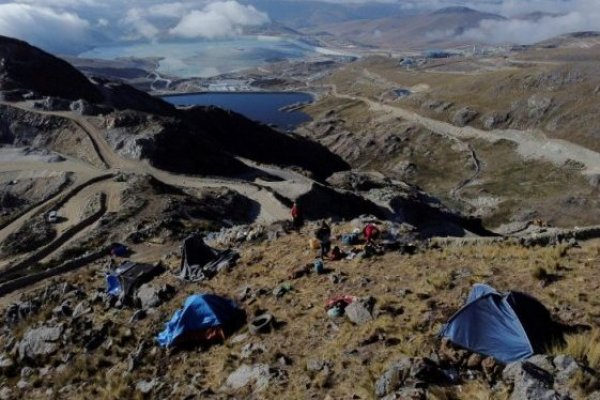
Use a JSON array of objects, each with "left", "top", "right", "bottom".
[
  {"left": 291, "top": 201, "right": 303, "bottom": 229},
  {"left": 363, "top": 223, "right": 380, "bottom": 243},
  {"left": 315, "top": 220, "right": 331, "bottom": 259}
]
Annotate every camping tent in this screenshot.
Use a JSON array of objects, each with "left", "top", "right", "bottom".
[
  {"left": 156, "top": 294, "right": 245, "bottom": 348},
  {"left": 179, "top": 233, "right": 239, "bottom": 281},
  {"left": 106, "top": 261, "right": 160, "bottom": 303},
  {"left": 440, "top": 284, "right": 563, "bottom": 363}
]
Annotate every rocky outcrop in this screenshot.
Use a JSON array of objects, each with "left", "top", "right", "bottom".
[
  {"left": 0, "top": 36, "right": 102, "bottom": 102},
  {"left": 452, "top": 107, "right": 479, "bottom": 127}
]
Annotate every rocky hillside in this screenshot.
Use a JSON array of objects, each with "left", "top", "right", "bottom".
[{"left": 0, "top": 36, "right": 349, "bottom": 180}]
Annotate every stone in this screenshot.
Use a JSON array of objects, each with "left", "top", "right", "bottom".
[
  {"left": 503, "top": 361, "right": 556, "bottom": 400},
  {"left": 20, "top": 366, "right": 34, "bottom": 379},
  {"left": 381, "top": 388, "right": 426, "bottom": 400},
  {"left": 241, "top": 343, "right": 267, "bottom": 359},
  {"left": 136, "top": 284, "right": 174, "bottom": 310},
  {"left": 16, "top": 380, "right": 29, "bottom": 390},
  {"left": 129, "top": 309, "right": 147, "bottom": 323},
  {"left": 0, "top": 387, "right": 13, "bottom": 400},
  {"left": 553, "top": 354, "right": 577, "bottom": 371},
  {"left": 306, "top": 359, "right": 330, "bottom": 372},
  {"left": 452, "top": 107, "right": 479, "bottom": 127},
  {"left": 375, "top": 357, "right": 412, "bottom": 397},
  {"left": 224, "top": 364, "right": 273, "bottom": 392},
  {"left": 466, "top": 353, "right": 483, "bottom": 369},
  {"left": 345, "top": 301, "right": 373, "bottom": 325},
  {"left": 18, "top": 325, "right": 63, "bottom": 361},
  {"left": 526, "top": 355, "right": 555, "bottom": 374},
  {"left": 136, "top": 379, "right": 157, "bottom": 394},
  {"left": 71, "top": 301, "right": 91, "bottom": 319},
  {"left": 0, "top": 354, "right": 15, "bottom": 373}
]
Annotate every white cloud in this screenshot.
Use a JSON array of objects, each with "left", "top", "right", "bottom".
[
  {"left": 169, "top": 1, "right": 270, "bottom": 39},
  {"left": 458, "top": 0, "right": 600, "bottom": 44},
  {"left": 0, "top": 3, "right": 92, "bottom": 53}
]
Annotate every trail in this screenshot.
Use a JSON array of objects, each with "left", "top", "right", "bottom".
[{"left": 327, "top": 84, "right": 600, "bottom": 176}]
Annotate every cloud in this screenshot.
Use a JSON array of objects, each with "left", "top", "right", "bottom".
[
  {"left": 169, "top": 1, "right": 270, "bottom": 39},
  {"left": 458, "top": 0, "right": 600, "bottom": 44},
  {"left": 0, "top": 3, "right": 92, "bottom": 53}
]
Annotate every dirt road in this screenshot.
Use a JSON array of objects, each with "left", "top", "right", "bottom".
[{"left": 328, "top": 85, "right": 600, "bottom": 176}]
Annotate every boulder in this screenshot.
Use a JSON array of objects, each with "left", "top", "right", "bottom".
[
  {"left": 136, "top": 284, "right": 174, "bottom": 310},
  {"left": 502, "top": 361, "right": 558, "bottom": 400},
  {"left": 136, "top": 379, "right": 158, "bottom": 395},
  {"left": 224, "top": 364, "right": 273, "bottom": 392},
  {"left": 452, "top": 107, "right": 478, "bottom": 127},
  {"left": 0, "top": 387, "right": 13, "bottom": 400},
  {"left": 18, "top": 325, "right": 63, "bottom": 362},
  {"left": 345, "top": 301, "right": 373, "bottom": 325}
]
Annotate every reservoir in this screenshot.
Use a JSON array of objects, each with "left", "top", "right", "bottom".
[{"left": 162, "top": 92, "right": 314, "bottom": 130}]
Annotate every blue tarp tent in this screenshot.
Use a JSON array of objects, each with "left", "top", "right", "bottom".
[
  {"left": 440, "top": 284, "right": 563, "bottom": 364},
  {"left": 105, "top": 262, "right": 159, "bottom": 303},
  {"left": 157, "top": 294, "right": 244, "bottom": 348}
]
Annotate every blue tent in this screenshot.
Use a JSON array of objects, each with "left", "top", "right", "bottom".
[
  {"left": 440, "top": 284, "right": 563, "bottom": 364},
  {"left": 157, "top": 294, "right": 244, "bottom": 348}
]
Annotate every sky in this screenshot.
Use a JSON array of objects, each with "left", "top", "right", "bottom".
[{"left": 0, "top": 0, "right": 598, "bottom": 54}]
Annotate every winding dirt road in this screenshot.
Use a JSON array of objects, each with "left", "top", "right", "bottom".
[{"left": 328, "top": 84, "right": 600, "bottom": 176}]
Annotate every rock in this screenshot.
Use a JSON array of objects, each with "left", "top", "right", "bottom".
[
  {"left": 0, "top": 354, "right": 15, "bottom": 374},
  {"left": 18, "top": 325, "right": 63, "bottom": 362},
  {"left": 129, "top": 309, "right": 147, "bottom": 323},
  {"left": 553, "top": 354, "right": 576, "bottom": 371},
  {"left": 224, "top": 364, "right": 273, "bottom": 392},
  {"left": 306, "top": 359, "right": 330, "bottom": 372},
  {"left": 136, "top": 284, "right": 174, "bottom": 310},
  {"left": 527, "top": 95, "right": 552, "bottom": 119},
  {"left": 345, "top": 299, "right": 374, "bottom": 325},
  {"left": 136, "top": 379, "right": 157, "bottom": 394},
  {"left": 16, "top": 380, "right": 29, "bottom": 390},
  {"left": 481, "top": 111, "right": 510, "bottom": 129},
  {"left": 375, "top": 357, "right": 412, "bottom": 397},
  {"left": 20, "top": 366, "right": 34, "bottom": 379},
  {"left": 503, "top": 361, "right": 557, "bottom": 400},
  {"left": 482, "top": 356, "right": 501, "bottom": 381},
  {"left": 452, "top": 107, "right": 478, "bottom": 127},
  {"left": 526, "top": 355, "right": 555, "bottom": 374},
  {"left": 241, "top": 343, "right": 267, "bottom": 359},
  {"left": 381, "top": 388, "right": 426, "bottom": 400},
  {"left": 466, "top": 353, "right": 483, "bottom": 368},
  {"left": 0, "top": 387, "right": 13, "bottom": 400},
  {"left": 70, "top": 99, "right": 102, "bottom": 116},
  {"left": 33, "top": 97, "right": 71, "bottom": 111},
  {"left": 71, "top": 301, "right": 91, "bottom": 319}
]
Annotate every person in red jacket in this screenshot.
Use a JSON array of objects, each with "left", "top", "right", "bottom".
[
  {"left": 291, "top": 201, "right": 303, "bottom": 229},
  {"left": 363, "top": 223, "right": 380, "bottom": 243}
]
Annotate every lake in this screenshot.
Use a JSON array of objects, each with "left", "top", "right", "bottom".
[{"left": 162, "top": 92, "right": 314, "bottom": 130}]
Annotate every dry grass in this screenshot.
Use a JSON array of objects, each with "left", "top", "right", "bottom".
[{"left": 6, "top": 225, "right": 600, "bottom": 398}]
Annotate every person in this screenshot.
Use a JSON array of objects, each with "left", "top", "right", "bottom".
[
  {"left": 330, "top": 246, "right": 343, "bottom": 261},
  {"left": 315, "top": 220, "right": 331, "bottom": 259},
  {"left": 291, "top": 201, "right": 303, "bottom": 229},
  {"left": 363, "top": 223, "right": 380, "bottom": 243}
]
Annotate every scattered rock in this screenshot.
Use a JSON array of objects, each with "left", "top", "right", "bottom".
[
  {"left": 0, "top": 387, "right": 13, "bottom": 400},
  {"left": 18, "top": 325, "right": 64, "bottom": 362},
  {"left": 136, "top": 378, "right": 158, "bottom": 395},
  {"left": 136, "top": 284, "right": 175, "bottom": 310},
  {"left": 452, "top": 107, "right": 479, "bottom": 127},
  {"left": 502, "top": 361, "right": 557, "bottom": 400},
  {"left": 345, "top": 298, "right": 374, "bottom": 325},
  {"left": 224, "top": 364, "right": 273, "bottom": 392},
  {"left": 241, "top": 343, "right": 267, "bottom": 359}
]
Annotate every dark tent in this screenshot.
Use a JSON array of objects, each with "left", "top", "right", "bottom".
[
  {"left": 440, "top": 284, "right": 564, "bottom": 363},
  {"left": 156, "top": 294, "right": 245, "bottom": 348},
  {"left": 106, "top": 261, "right": 161, "bottom": 303},
  {"left": 179, "top": 234, "right": 239, "bottom": 281}
]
